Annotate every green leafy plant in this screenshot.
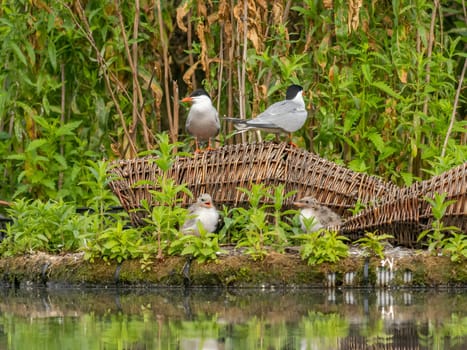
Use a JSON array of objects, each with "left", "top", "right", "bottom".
[
  {"left": 138, "top": 134, "right": 192, "bottom": 259},
  {"left": 0, "top": 199, "right": 92, "bottom": 256},
  {"left": 442, "top": 233, "right": 467, "bottom": 263},
  {"left": 222, "top": 184, "right": 296, "bottom": 260},
  {"left": 417, "top": 192, "right": 461, "bottom": 254},
  {"left": 355, "top": 232, "right": 394, "bottom": 259},
  {"left": 348, "top": 199, "right": 367, "bottom": 216},
  {"left": 269, "top": 185, "right": 297, "bottom": 249},
  {"left": 169, "top": 223, "right": 226, "bottom": 263},
  {"left": 296, "top": 230, "right": 349, "bottom": 265},
  {"left": 235, "top": 207, "right": 272, "bottom": 261},
  {"left": 80, "top": 159, "right": 127, "bottom": 233},
  {"left": 297, "top": 215, "right": 320, "bottom": 234},
  {"left": 83, "top": 221, "right": 150, "bottom": 264}
]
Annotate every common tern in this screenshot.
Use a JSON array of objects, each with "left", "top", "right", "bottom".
[
  {"left": 182, "top": 89, "right": 220, "bottom": 151},
  {"left": 225, "top": 84, "right": 307, "bottom": 142}
]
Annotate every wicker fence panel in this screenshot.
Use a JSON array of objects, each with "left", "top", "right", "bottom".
[
  {"left": 339, "top": 195, "right": 422, "bottom": 247},
  {"left": 285, "top": 146, "right": 401, "bottom": 216},
  {"left": 410, "top": 162, "right": 467, "bottom": 232},
  {"left": 107, "top": 142, "right": 466, "bottom": 246},
  {"left": 339, "top": 162, "right": 467, "bottom": 246},
  {"left": 108, "top": 142, "right": 398, "bottom": 227}
]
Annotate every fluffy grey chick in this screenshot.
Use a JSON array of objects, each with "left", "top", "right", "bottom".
[
  {"left": 224, "top": 84, "right": 307, "bottom": 141},
  {"left": 182, "top": 193, "right": 219, "bottom": 235},
  {"left": 182, "top": 89, "right": 220, "bottom": 151},
  {"left": 294, "top": 196, "right": 343, "bottom": 232}
]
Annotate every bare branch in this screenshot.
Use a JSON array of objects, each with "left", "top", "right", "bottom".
[{"left": 442, "top": 57, "right": 467, "bottom": 157}]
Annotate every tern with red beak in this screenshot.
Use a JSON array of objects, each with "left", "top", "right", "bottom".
[{"left": 182, "top": 89, "right": 220, "bottom": 151}]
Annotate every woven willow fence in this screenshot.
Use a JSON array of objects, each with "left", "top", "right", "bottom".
[{"left": 108, "top": 142, "right": 466, "bottom": 247}]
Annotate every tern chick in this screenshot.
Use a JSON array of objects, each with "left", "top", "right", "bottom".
[
  {"left": 182, "top": 193, "right": 219, "bottom": 235},
  {"left": 294, "top": 196, "right": 343, "bottom": 232}
]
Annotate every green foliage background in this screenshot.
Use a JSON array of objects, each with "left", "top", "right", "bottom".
[{"left": 0, "top": 0, "right": 466, "bottom": 204}]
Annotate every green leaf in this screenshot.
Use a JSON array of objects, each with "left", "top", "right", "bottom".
[
  {"left": 9, "top": 41, "right": 27, "bottom": 66},
  {"left": 26, "top": 139, "right": 48, "bottom": 152},
  {"left": 362, "top": 64, "right": 371, "bottom": 83},
  {"left": 56, "top": 121, "right": 82, "bottom": 137},
  {"left": 53, "top": 154, "right": 68, "bottom": 169},
  {"left": 371, "top": 81, "right": 401, "bottom": 99},
  {"left": 182, "top": 245, "right": 195, "bottom": 255},
  {"left": 367, "top": 132, "right": 385, "bottom": 153},
  {"left": 103, "top": 241, "right": 119, "bottom": 249},
  {"left": 48, "top": 41, "right": 57, "bottom": 70}
]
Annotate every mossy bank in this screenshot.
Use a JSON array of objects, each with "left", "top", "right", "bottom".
[{"left": 1, "top": 247, "right": 466, "bottom": 289}]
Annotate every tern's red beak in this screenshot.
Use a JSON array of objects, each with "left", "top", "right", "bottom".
[{"left": 181, "top": 96, "right": 193, "bottom": 103}]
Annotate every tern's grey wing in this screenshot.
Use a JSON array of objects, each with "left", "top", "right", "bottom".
[{"left": 246, "top": 100, "right": 307, "bottom": 132}]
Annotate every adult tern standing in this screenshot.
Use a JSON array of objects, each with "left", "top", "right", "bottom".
[
  {"left": 182, "top": 89, "right": 220, "bottom": 151},
  {"left": 225, "top": 84, "right": 307, "bottom": 142}
]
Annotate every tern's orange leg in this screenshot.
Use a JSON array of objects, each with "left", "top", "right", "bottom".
[
  {"left": 206, "top": 138, "right": 216, "bottom": 151},
  {"left": 194, "top": 139, "right": 202, "bottom": 153},
  {"left": 288, "top": 133, "right": 298, "bottom": 147}
]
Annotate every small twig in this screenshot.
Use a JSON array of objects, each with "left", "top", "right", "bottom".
[
  {"left": 172, "top": 81, "right": 180, "bottom": 153},
  {"left": 237, "top": 0, "right": 248, "bottom": 143},
  {"left": 59, "top": 63, "right": 65, "bottom": 189},
  {"left": 115, "top": 0, "right": 152, "bottom": 149},
  {"left": 442, "top": 57, "right": 467, "bottom": 157},
  {"left": 187, "top": 10, "right": 196, "bottom": 89}
]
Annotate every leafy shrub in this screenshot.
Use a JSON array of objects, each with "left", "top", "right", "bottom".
[
  {"left": 138, "top": 133, "right": 193, "bottom": 259},
  {"left": 296, "top": 230, "right": 349, "bottom": 265},
  {"left": 169, "top": 223, "right": 226, "bottom": 263},
  {"left": 221, "top": 184, "right": 297, "bottom": 260},
  {"left": 355, "top": 232, "right": 394, "bottom": 259},
  {"left": 0, "top": 199, "right": 92, "bottom": 256},
  {"left": 83, "top": 221, "right": 150, "bottom": 264},
  {"left": 417, "top": 192, "right": 461, "bottom": 254}
]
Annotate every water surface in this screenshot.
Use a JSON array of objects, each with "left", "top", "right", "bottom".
[{"left": 0, "top": 287, "right": 466, "bottom": 349}]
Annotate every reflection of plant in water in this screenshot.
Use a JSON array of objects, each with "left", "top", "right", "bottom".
[
  {"left": 419, "top": 314, "right": 467, "bottom": 349},
  {"left": 300, "top": 311, "right": 349, "bottom": 349},
  {"left": 359, "top": 319, "right": 393, "bottom": 347},
  {"left": 175, "top": 314, "right": 222, "bottom": 337},
  {"left": 235, "top": 316, "right": 297, "bottom": 350}
]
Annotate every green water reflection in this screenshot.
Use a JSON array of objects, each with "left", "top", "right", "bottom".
[{"left": 0, "top": 287, "right": 466, "bottom": 349}]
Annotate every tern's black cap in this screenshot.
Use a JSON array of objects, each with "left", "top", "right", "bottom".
[
  {"left": 190, "top": 88, "right": 210, "bottom": 98},
  {"left": 285, "top": 85, "right": 304, "bottom": 100}
]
